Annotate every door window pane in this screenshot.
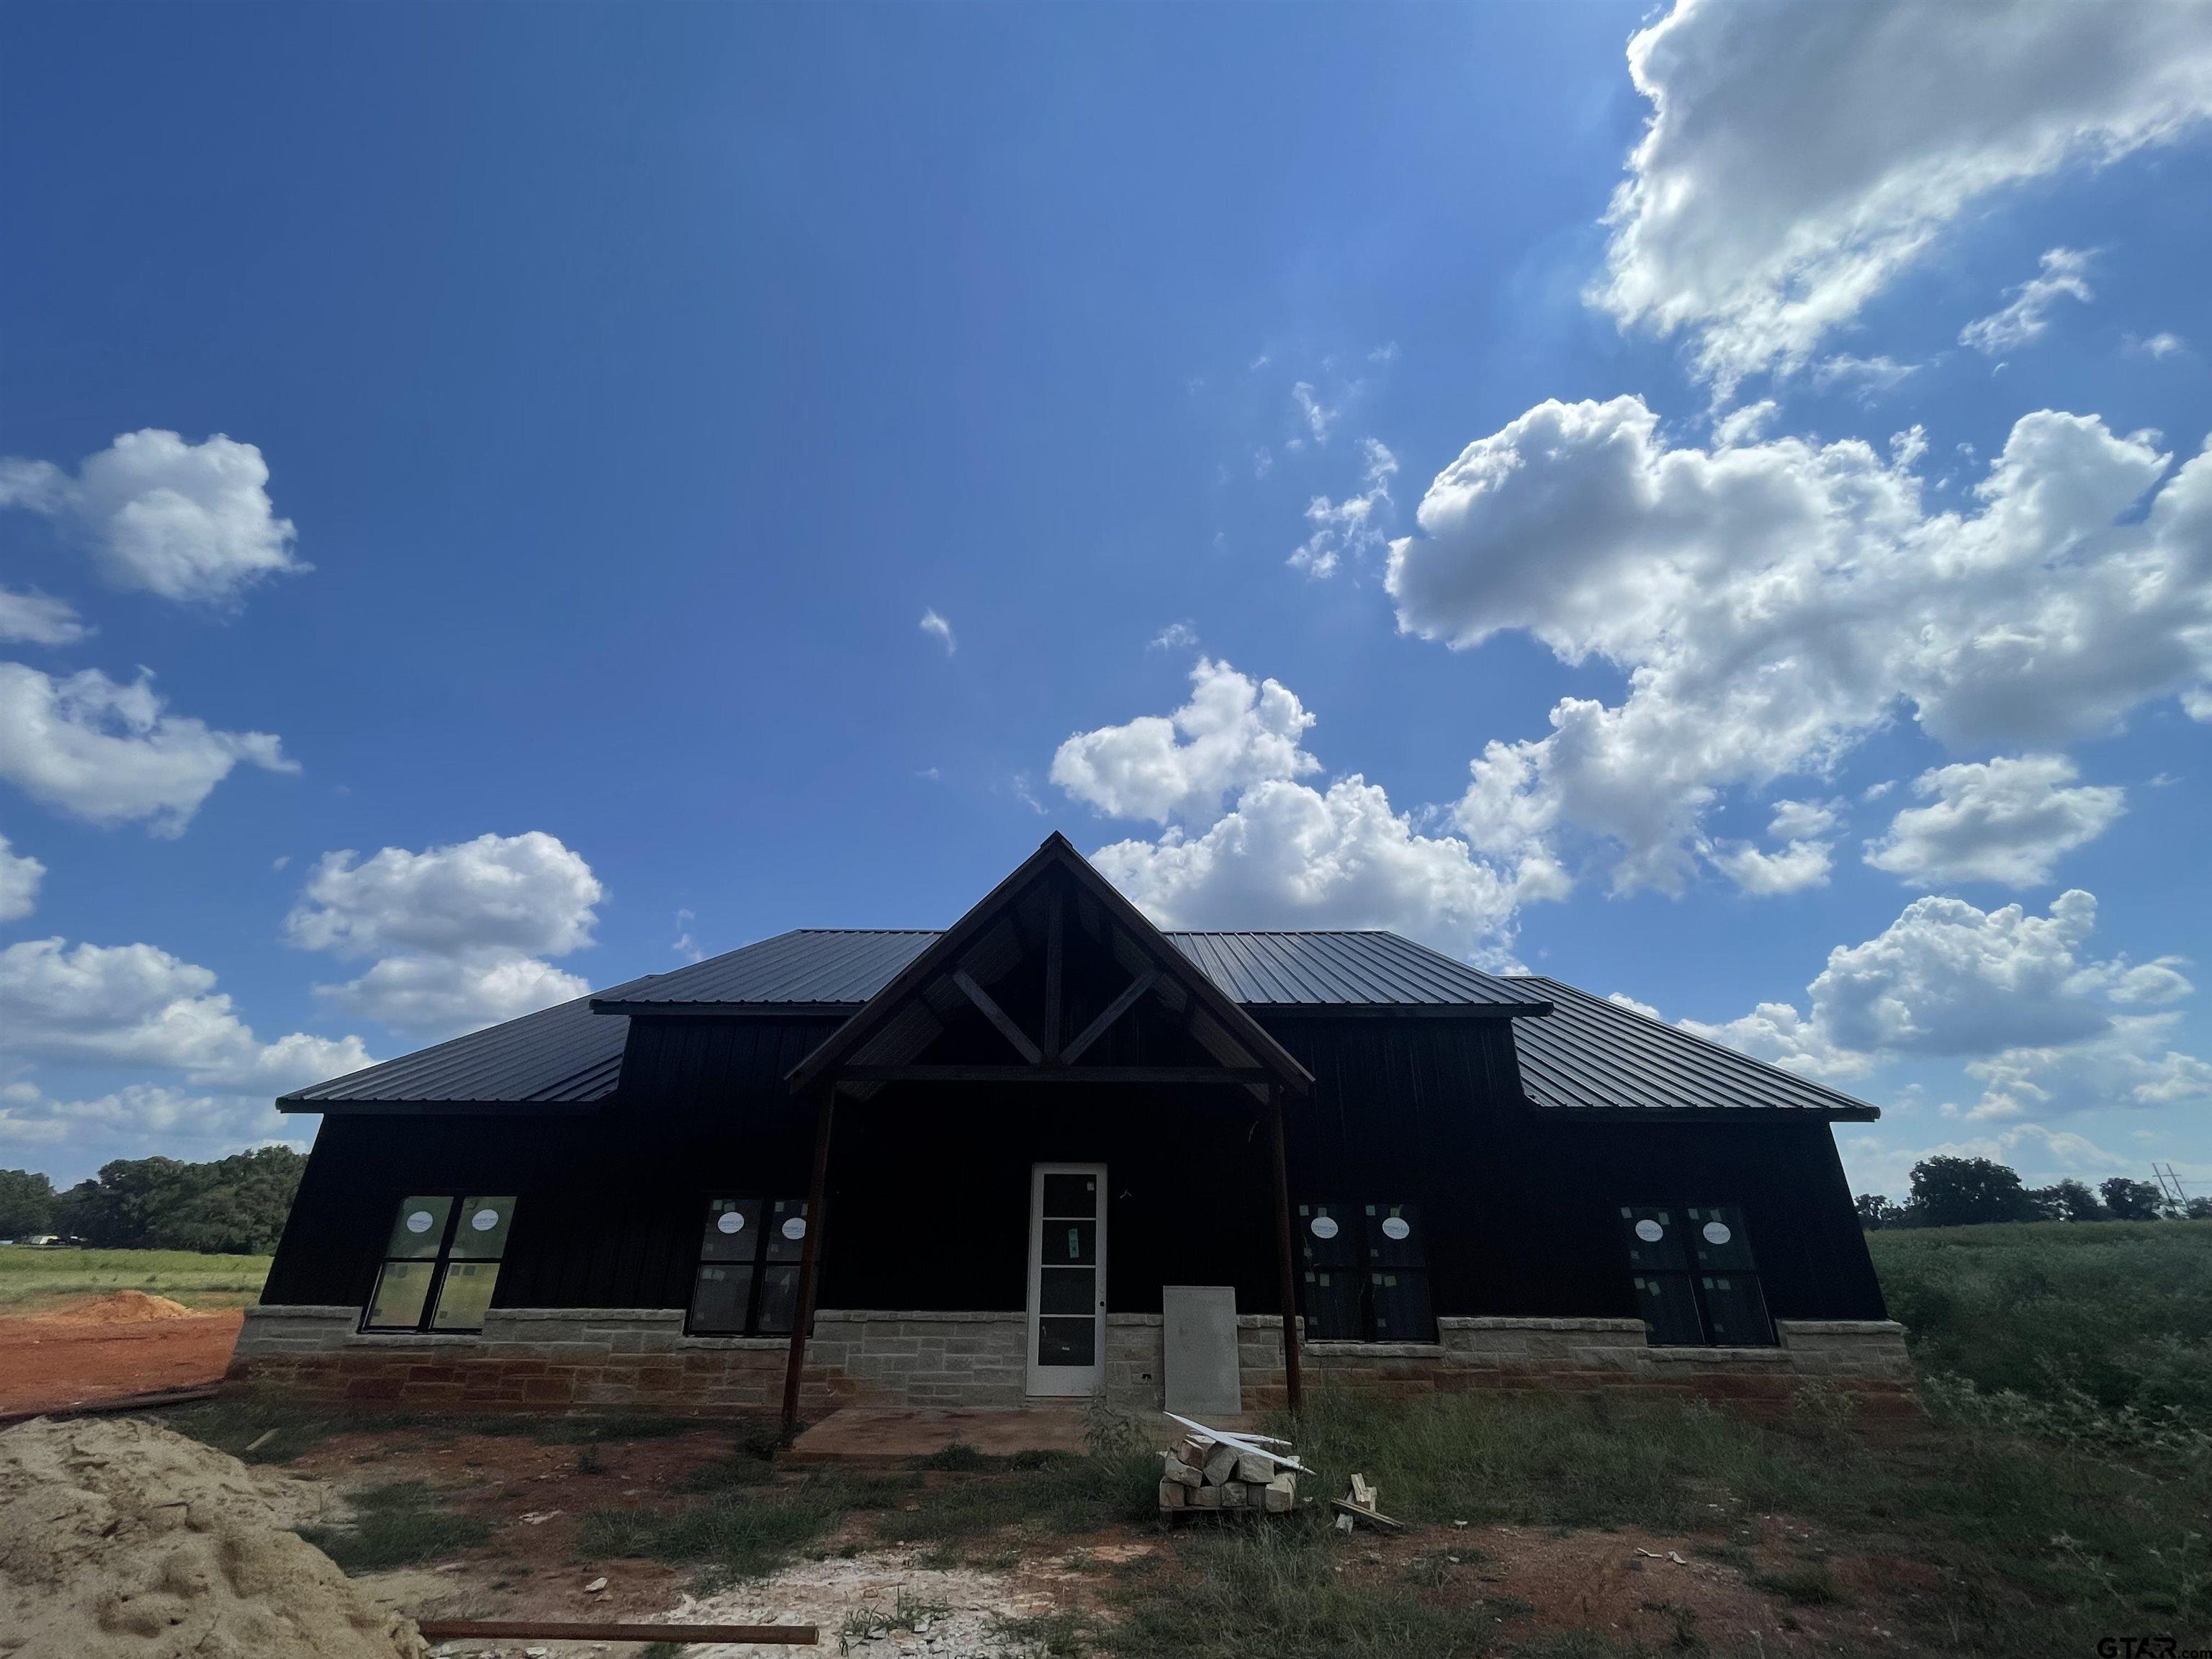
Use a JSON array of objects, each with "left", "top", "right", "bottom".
[
  {"left": 365, "top": 1260, "right": 436, "bottom": 1330},
  {"left": 385, "top": 1197, "right": 452, "bottom": 1259},
  {"left": 1040, "top": 1174, "right": 1097, "bottom": 1218},
  {"left": 1041, "top": 1218, "right": 1096, "bottom": 1265},
  {"left": 1037, "top": 1316, "right": 1095, "bottom": 1367},
  {"left": 1039, "top": 1266, "right": 1093, "bottom": 1315},
  {"left": 431, "top": 1261, "right": 502, "bottom": 1331}
]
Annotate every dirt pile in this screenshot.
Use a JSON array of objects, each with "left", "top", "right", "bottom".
[
  {"left": 49, "top": 1292, "right": 198, "bottom": 1326},
  {"left": 0, "top": 1416, "right": 428, "bottom": 1659}
]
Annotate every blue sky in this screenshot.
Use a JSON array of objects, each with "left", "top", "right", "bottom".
[{"left": 3, "top": 1, "right": 2208, "bottom": 1197}]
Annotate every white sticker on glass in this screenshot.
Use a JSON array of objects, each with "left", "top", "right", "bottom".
[
  {"left": 405, "top": 1210, "right": 435, "bottom": 1234},
  {"left": 1380, "top": 1216, "right": 1411, "bottom": 1241},
  {"left": 716, "top": 1211, "right": 746, "bottom": 1235},
  {"left": 781, "top": 1216, "right": 807, "bottom": 1241},
  {"left": 1309, "top": 1215, "right": 1339, "bottom": 1240},
  {"left": 470, "top": 1208, "right": 500, "bottom": 1232},
  {"left": 1634, "top": 1219, "right": 1665, "bottom": 1243},
  {"left": 1702, "top": 1221, "right": 1732, "bottom": 1246}
]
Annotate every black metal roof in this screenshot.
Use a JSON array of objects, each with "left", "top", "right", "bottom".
[
  {"left": 279, "top": 979, "right": 645, "bottom": 1107},
  {"left": 593, "top": 927, "right": 1545, "bottom": 1014},
  {"left": 1505, "top": 976, "right": 1879, "bottom": 1120},
  {"left": 279, "top": 939, "right": 1876, "bottom": 1121}
]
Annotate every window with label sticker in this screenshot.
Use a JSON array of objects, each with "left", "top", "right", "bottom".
[
  {"left": 1617, "top": 1205, "right": 1773, "bottom": 1346},
  {"left": 688, "top": 1197, "right": 809, "bottom": 1336},
  {"left": 1296, "top": 1201, "right": 1434, "bottom": 1342},
  {"left": 362, "top": 1195, "right": 515, "bottom": 1334}
]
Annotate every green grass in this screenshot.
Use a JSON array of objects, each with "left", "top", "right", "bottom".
[
  {"left": 0, "top": 1244, "right": 271, "bottom": 1311},
  {"left": 1264, "top": 1385, "right": 2209, "bottom": 1657},
  {"left": 296, "top": 1478, "right": 492, "bottom": 1571},
  {"left": 1869, "top": 1218, "right": 2212, "bottom": 1457},
  {"left": 1106, "top": 1524, "right": 1513, "bottom": 1659}
]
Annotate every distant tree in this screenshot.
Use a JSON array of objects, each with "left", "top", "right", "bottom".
[
  {"left": 0, "top": 1168, "right": 56, "bottom": 1238},
  {"left": 154, "top": 1148, "right": 306, "bottom": 1254},
  {"left": 1854, "top": 1193, "right": 1910, "bottom": 1229},
  {"left": 2186, "top": 1196, "right": 2212, "bottom": 1221},
  {"left": 48, "top": 1148, "right": 306, "bottom": 1254},
  {"left": 1908, "top": 1156, "right": 2038, "bottom": 1228},
  {"left": 2100, "top": 1177, "right": 2168, "bottom": 1221},
  {"left": 2027, "top": 1179, "right": 2108, "bottom": 1223}
]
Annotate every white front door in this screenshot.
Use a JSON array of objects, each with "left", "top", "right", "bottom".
[{"left": 1025, "top": 1163, "right": 1106, "bottom": 1397}]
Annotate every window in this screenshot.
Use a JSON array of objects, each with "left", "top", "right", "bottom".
[
  {"left": 363, "top": 1195, "right": 516, "bottom": 1334},
  {"left": 688, "top": 1196, "right": 809, "bottom": 1336},
  {"left": 1296, "top": 1200, "right": 1434, "bottom": 1343},
  {"left": 1620, "top": 1204, "right": 1774, "bottom": 1347}
]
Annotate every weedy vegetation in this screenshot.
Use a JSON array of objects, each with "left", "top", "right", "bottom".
[{"left": 0, "top": 1244, "right": 271, "bottom": 1311}]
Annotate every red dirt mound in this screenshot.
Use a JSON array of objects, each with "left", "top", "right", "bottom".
[{"left": 48, "top": 1289, "right": 198, "bottom": 1324}]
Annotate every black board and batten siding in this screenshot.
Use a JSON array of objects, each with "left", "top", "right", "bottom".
[{"left": 263, "top": 1006, "right": 1885, "bottom": 1330}]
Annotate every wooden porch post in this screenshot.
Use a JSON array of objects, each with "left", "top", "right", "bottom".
[
  {"left": 781, "top": 1081, "right": 839, "bottom": 1433},
  {"left": 1267, "top": 1084, "right": 1304, "bottom": 1417}
]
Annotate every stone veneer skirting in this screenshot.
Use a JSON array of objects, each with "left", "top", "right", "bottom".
[{"left": 225, "top": 1305, "right": 1914, "bottom": 1417}]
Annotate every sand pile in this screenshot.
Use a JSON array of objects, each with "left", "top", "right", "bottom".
[
  {"left": 0, "top": 1416, "right": 428, "bottom": 1659},
  {"left": 50, "top": 1292, "right": 198, "bottom": 1326}
]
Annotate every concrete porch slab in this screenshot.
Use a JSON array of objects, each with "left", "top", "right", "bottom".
[{"left": 786, "top": 1406, "right": 1089, "bottom": 1466}]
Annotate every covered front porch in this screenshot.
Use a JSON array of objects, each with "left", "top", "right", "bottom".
[{"left": 741, "top": 835, "right": 1318, "bottom": 1429}]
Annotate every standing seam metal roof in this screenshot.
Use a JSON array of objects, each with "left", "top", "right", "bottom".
[
  {"left": 1505, "top": 975, "right": 1878, "bottom": 1118},
  {"left": 594, "top": 928, "right": 1545, "bottom": 1011},
  {"left": 279, "top": 937, "right": 1874, "bottom": 1119}
]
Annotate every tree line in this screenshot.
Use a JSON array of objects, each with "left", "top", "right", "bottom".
[
  {"left": 0, "top": 1148, "right": 305, "bottom": 1255},
  {"left": 1858, "top": 1154, "right": 2209, "bottom": 1230}
]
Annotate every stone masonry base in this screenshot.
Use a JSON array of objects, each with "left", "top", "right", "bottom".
[{"left": 225, "top": 1306, "right": 1914, "bottom": 1419}]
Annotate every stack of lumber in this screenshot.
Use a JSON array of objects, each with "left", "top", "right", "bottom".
[{"left": 1156, "top": 1432, "right": 1297, "bottom": 1515}]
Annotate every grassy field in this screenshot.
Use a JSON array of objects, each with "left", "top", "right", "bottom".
[
  {"left": 1869, "top": 1217, "right": 2212, "bottom": 1456},
  {"left": 0, "top": 1245, "right": 271, "bottom": 1312}
]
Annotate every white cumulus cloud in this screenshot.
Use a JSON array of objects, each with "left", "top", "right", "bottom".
[
  {"left": 0, "top": 662, "right": 296, "bottom": 835},
  {"left": 285, "top": 831, "right": 604, "bottom": 1036},
  {"left": 0, "top": 588, "right": 89, "bottom": 647},
  {"left": 1385, "top": 397, "right": 2211, "bottom": 895},
  {"left": 0, "top": 834, "right": 45, "bottom": 923},
  {"left": 1593, "top": 0, "right": 2212, "bottom": 393},
  {"left": 0, "top": 429, "right": 304, "bottom": 605},
  {"left": 0, "top": 936, "right": 372, "bottom": 1092},
  {"left": 1051, "top": 659, "right": 1320, "bottom": 825},
  {"left": 1090, "top": 776, "right": 1529, "bottom": 968},
  {"left": 1686, "top": 890, "right": 2204, "bottom": 1120},
  {"left": 1863, "top": 754, "right": 2125, "bottom": 887}
]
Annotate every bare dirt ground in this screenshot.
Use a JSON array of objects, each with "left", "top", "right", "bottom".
[{"left": 0, "top": 1292, "right": 241, "bottom": 1418}]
